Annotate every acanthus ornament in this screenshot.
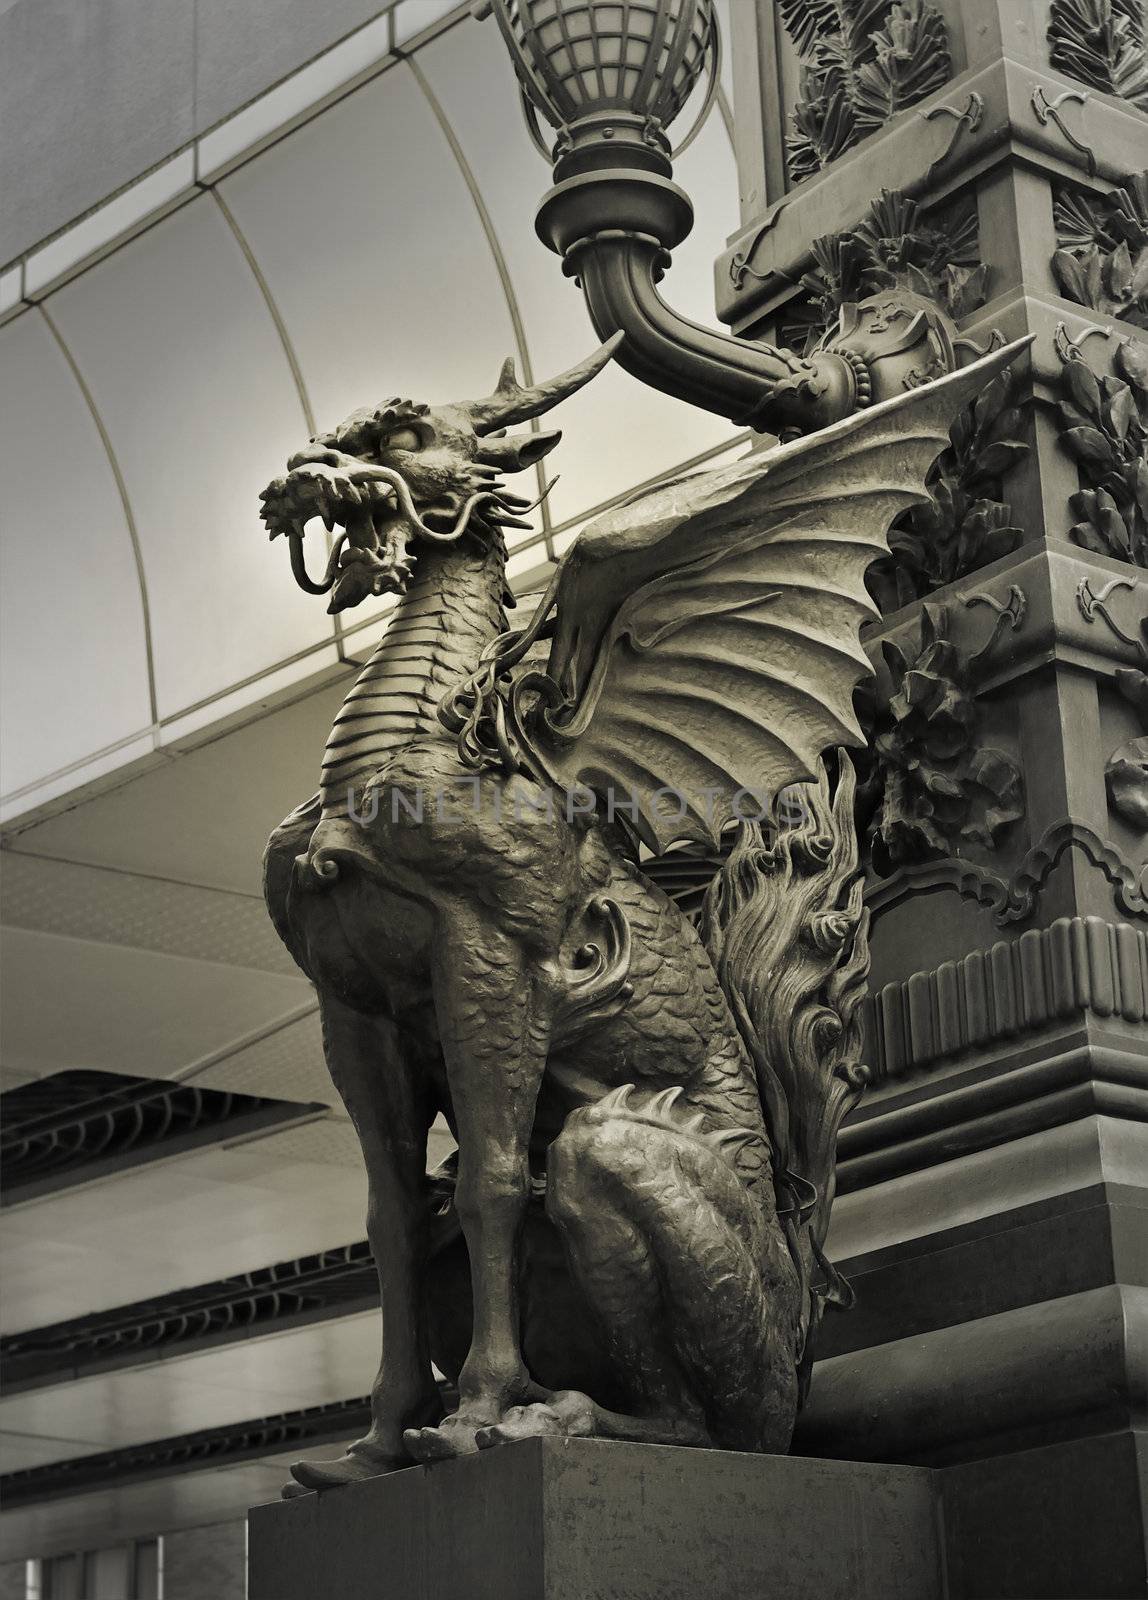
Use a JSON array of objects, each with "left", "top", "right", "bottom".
[
  {"left": 1047, "top": 0, "right": 1148, "bottom": 111},
  {"left": 797, "top": 190, "right": 989, "bottom": 343},
  {"left": 778, "top": 189, "right": 1023, "bottom": 615},
  {"left": 1052, "top": 170, "right": 1148, "bottom": 329},
  {"left": 1055, "top": 332, "right": 1148, "bottom": 565},
  {"left": 855, "top": 602, "right": 1026, "bottom": 875},
  {"left": 779, "top": 0, "right": 952, "bottom": 183},
  {"left": 1107, "top": 740, "right": 1148, "bottom": 829},
  {"left": 1107, "top": 659, "right": 1148, "bottom": 830},
  {"left": 866, "top": 363, "right": 1029, "bottom": 612}
]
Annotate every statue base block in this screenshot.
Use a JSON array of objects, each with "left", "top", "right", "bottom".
[{"left": 247, "top": 1437, "right": 943, "bottom": 1600}]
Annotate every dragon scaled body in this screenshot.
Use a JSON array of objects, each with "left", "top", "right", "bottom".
[{"left": 261, "top": 334, "right": 1025, "bottom": 1490}]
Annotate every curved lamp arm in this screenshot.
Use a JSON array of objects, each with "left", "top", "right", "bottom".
[
  {"left": 562, "top": 225, "right": 862, "bottom": 434},
  {"left": 483, "top": 0, "right": 950, "bottom": 435}
]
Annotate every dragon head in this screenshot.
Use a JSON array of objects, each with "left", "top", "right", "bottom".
[{"left": 259, "top": 334, "right": 621, "bottom": 612}]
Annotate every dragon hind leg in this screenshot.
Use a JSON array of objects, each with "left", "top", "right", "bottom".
[{"left": 497, "top": 1093, "right": 803, "bottom": 1455}]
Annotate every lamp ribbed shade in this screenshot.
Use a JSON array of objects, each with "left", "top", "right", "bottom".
[{"left": 503, "top": 0, "right": 714, "bottom": 130}]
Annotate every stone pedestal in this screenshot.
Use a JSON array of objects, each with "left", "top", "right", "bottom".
[{"left": 247, "top": 1438, "right": 944, "bottom": 1600}]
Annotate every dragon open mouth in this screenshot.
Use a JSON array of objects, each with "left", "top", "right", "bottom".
[
  {"left": 259, "top": 456, "right": 504, "bottom": 614},
  {"left": 258, "top": 341, "right": 621, "bottom": 614}
]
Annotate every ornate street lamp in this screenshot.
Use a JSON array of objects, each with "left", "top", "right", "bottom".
[
  {"left": 483, "top": 0, "right": 720, "bottom": 162},
  {"left": 478, "top": 0, "right": 956, "bottom": 433}
]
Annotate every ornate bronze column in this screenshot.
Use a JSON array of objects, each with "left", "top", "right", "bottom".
[{"left": 478, "top": 1, "right": 1148, "bottom": 1594}]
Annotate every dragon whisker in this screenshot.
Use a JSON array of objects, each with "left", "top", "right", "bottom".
[
  {"left": 288, "top": 528, "right": 348, "bottom": 595},
  {"left": 499, "top": 476, "right": 560, "bottom": 516},
  {"left": 360, "top": 464, "right": 499, "bottom": 544}
]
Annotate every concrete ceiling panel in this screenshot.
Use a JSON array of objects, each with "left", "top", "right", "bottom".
[
  {"left": 194, "top": 0, "right": 389, "bottom": 137},
  {"left": 0, "top": 1120, "right": 366, "bottom": 1333},
  {"left": 5, "top": 676, "right": 349, "bottom": 895},
  {"left": 0, "top": 1312, "right": 380, "bottom": 1462},
  {"left": 0, "top": 927, "right": 313, "bottom": 1081},
  {"left": 0, "top": 1459, "right": 291, "bottom": 1561},
  {"left": 0, "top": 1428, "right": 109, "bottom": 1474},
  {"left": 218, "top": 62, "right": 516, "bottom": 439},
  {"left": 0, "top": 312, "right": 152, "bottom": 801},
  {"left": 0, "top": 0, "right": 194, "bottom": 263},
  {"left": 0, "top": 853, "right": 296, "bottom": 976},
  {"left": 47, "top": 195, "right": 332, "bottom": 720}
]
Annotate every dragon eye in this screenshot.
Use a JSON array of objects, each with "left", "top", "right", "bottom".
[{"left": 383, "top": 427, "right": 422, "bottom": 453}]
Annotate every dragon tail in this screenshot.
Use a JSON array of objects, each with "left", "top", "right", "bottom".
[{"left": 697, "top": 754, "right": 871, "bottom": 1400}]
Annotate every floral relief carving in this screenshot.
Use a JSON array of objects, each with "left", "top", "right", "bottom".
[
  {"left": 1107, "top": 665, "right": 1148, "bottom": 830},
  {"left": 779, "top": 0, "right": 952, "bottom": 183},
  {"left": 1047, "top": 0, "right": 1148, "bottom": 110},
  {"left": 868, "top": 365, "right": 1029, "bottom": 612},
  {"left": 1057, "top": 335, "right": 1148, "bottom": 566},
  {"left": 855, "top": 604, "right": 1025, "bottom": 874},
  {"left": 798, "top": 189, "right": 988, "bottom": 340},
  {"left": 1052, "top": 171, "right": 1148, "bottom": 329},
  {"left": 772, "top": 184, "right": 1024, "bottom": 613}
]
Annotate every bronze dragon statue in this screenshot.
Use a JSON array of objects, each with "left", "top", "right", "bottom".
[{"left": 260, "top": 331, "right": 1022, "bottom": 1491}]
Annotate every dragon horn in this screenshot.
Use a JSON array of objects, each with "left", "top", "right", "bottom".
[{"left": 465, "top": 332, "right": 623, "bottom": 435}]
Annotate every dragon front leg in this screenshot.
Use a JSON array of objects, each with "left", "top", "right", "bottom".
[
  {"left": 404, "top": 921, "right": 557, "bottom": 1463},
  {"left": 287, "top": 996, "right": 440, "bottom": 1493}
]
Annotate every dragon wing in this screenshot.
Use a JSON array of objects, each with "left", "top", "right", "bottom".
[{"left": 527, "top": 342, "right": 1027, "bottom": 851}]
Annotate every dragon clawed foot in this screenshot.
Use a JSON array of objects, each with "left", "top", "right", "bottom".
[
  {"left": 404, "top": 1391, "right": 597, "bottom": 1462},
  {"left": 403, "top": 1414, "right": 484, "bottom": 1462},
  {"left": 475, "top": 1391, "right": 597, "bottom": 1450},
  {"left": 282, "top": 1443, "right": 409, "bottom": 1497}
]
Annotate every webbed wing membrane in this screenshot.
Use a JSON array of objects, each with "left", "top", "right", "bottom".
[{"left": 531, "top": 342, "right": 1027, "bottom": 851}]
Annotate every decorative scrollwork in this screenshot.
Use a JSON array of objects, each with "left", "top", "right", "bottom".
[
  {"left": 999, "top": 820, "right": 1148, "bottom": 921},
  {"left": 867, "top": 820, "right": 1148, "bottom": 923},
  {"left": 963, "top": 585, "right": 1028, "bottom": 669},
  {"left": 1054, "top": 321, "right": 1115, "bottom": 362},
  {"left": 1031, "top": 85, "right": 1099, "bottom": 174},
  {"left": 1077, "top": 572, "right": 1148, "bottom": 651},
  {"left": 728, "top": 201, "right": 791, "bottom": 290},
  {"left": 918, "top": 91, "right": 985, "bottom": 173},
  {"left": 865, "top": 854, "right": 1010, "bottom": 919},
  {"left": 552, "top": 896, "right": 634, "bottom": 1043}
]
